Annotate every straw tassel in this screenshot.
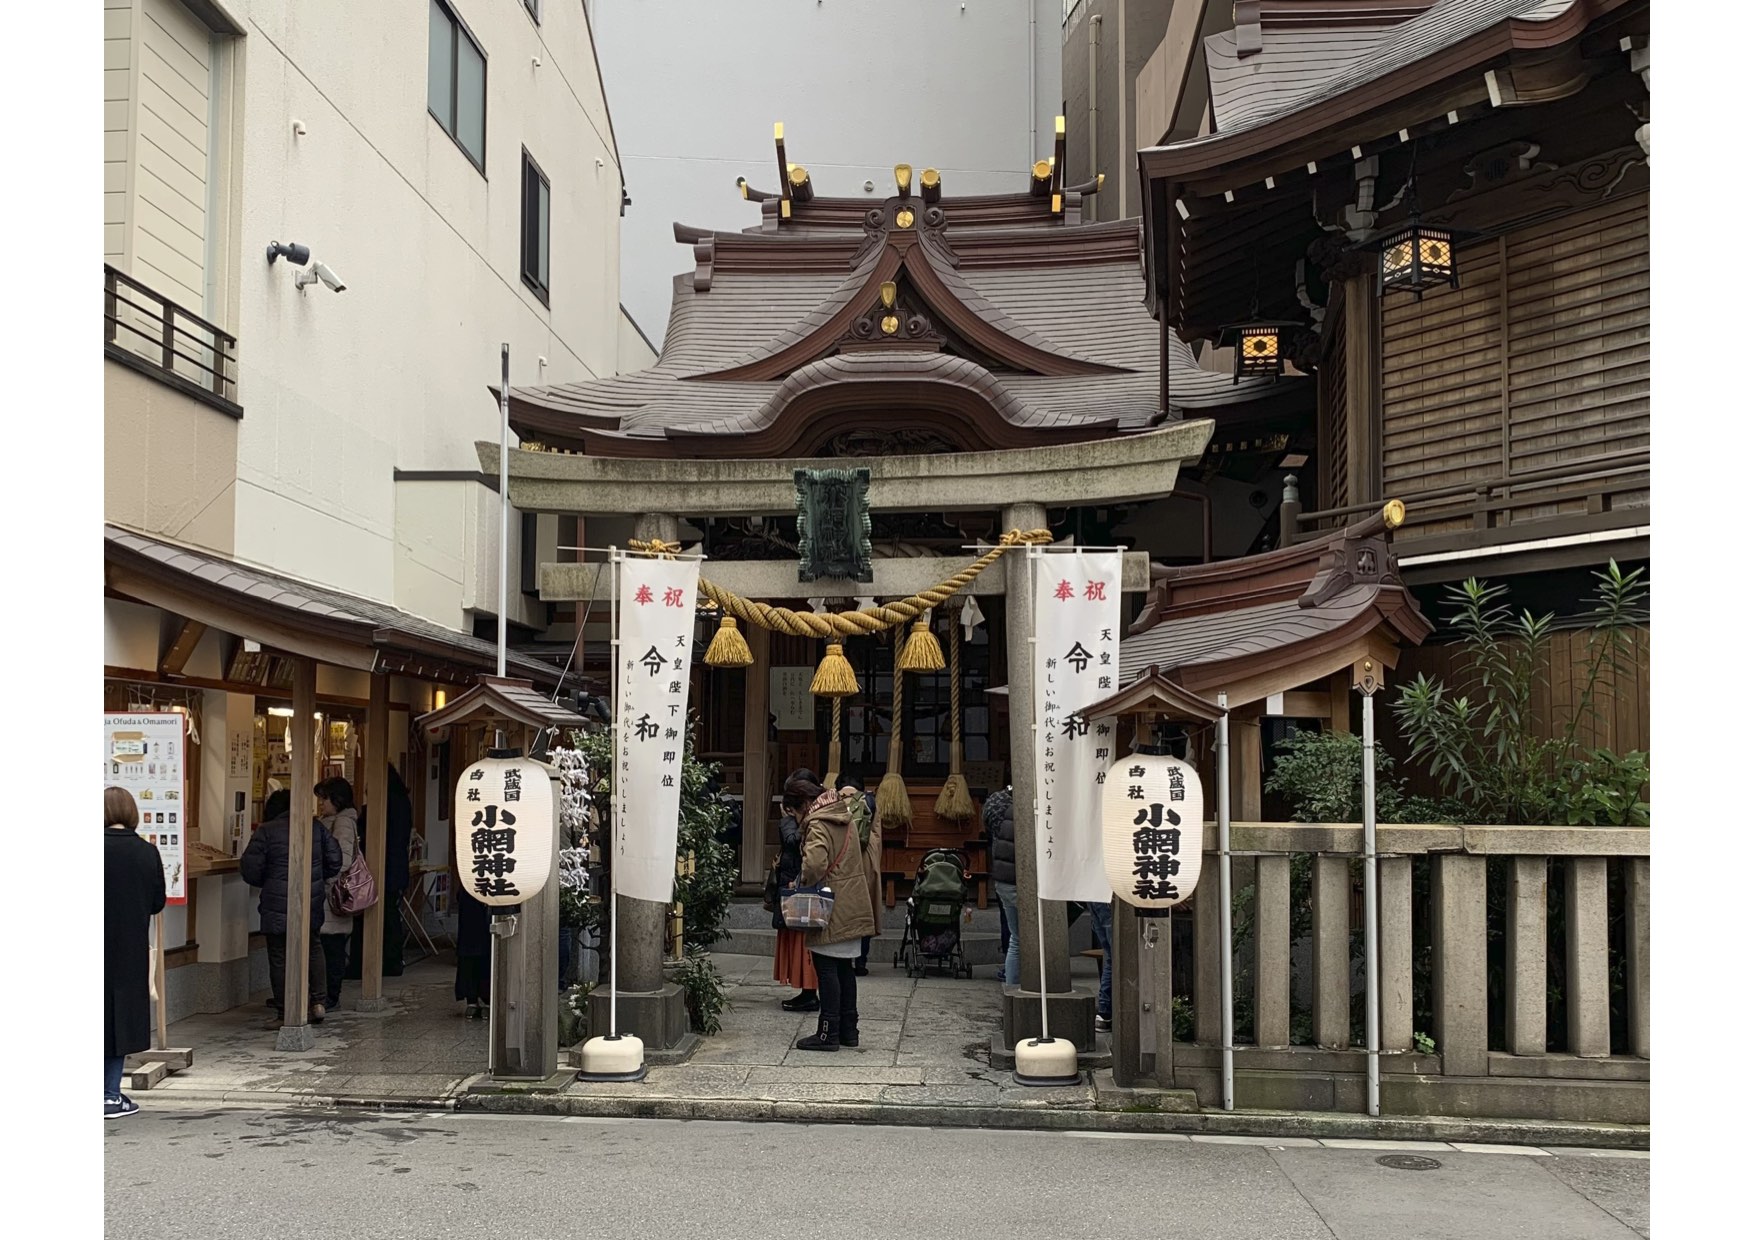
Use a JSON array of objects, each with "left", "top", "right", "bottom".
[
  {"left": 897, "top": 614, "right": 945, "bottom": 673},
  {"left": 704, "top": 615, "right": 753, "bottom": 668},
  {"left": 811, "top": 640, "right": 859, "bottom": 698},
  {"left": 934, "top": 614, "right": 975, "bottom": 825},
  {"left": 876, "top": 640, "right": 912, "bottom": 831}
]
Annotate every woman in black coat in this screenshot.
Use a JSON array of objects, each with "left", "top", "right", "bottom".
[
  {"left": 241, "top": 788, "right": 342, "bottom": 1025},
  {"left": 106, "top": 786, "right": 165, "bottom": 1120}
]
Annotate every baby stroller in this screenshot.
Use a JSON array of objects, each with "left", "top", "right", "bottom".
[{"left": 896, "top": 848, "right": 974, "bottom": 979}]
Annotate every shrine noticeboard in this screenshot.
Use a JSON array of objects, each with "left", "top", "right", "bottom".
[{"left": 104, "top": 712, "right": 188, "bottom": 904}]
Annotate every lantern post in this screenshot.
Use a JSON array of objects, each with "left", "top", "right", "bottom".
[
  {"left": 453, "top": 733, "right": 565, "bottom": 1088},
  {"left": 1076, "top": 668, "right": 1223, "bottom": 1093},
  {"left": 1357, "top": 658, "right": 1382, "bottom": 1117}
]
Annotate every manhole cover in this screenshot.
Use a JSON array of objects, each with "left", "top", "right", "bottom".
[{"left": 1375, "top": 1154, "right": 1443, "bottom": 1172}]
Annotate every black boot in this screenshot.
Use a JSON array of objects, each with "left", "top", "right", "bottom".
[
  {"left": 839, "top": 1014, "right": 859, "bottom": 1048},
  {"left": 796, "top": 1016, "right": 840, "bottom": 1052},
  {"left": 781, "top": 990, "right": 819, "bottom": 1012}
]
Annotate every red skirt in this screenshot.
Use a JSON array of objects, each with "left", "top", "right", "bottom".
[{"left": 772, "top": 926, "right": 819, "bottom": 989}]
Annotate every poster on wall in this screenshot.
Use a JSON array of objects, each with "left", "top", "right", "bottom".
[
  {"left": 1031, "top": 550, "right": 1123, "bottom": 903},
  {"left": 104, "top": 712, "right": 188, "bottom": 905},
  {"left": 770, "top": 667, "right": 814, "bottom": 732},
  {"left": 615, "top": 554, "right": 704, "bottom": 905}
]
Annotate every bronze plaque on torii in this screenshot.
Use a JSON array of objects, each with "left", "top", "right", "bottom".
[{"left": 794, "top": 467, "right": 873, "bottom": 583}]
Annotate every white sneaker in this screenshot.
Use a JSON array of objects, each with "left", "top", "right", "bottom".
[{"left": 1095, "top": 1015, "right": 1112, "bottom": 1034}]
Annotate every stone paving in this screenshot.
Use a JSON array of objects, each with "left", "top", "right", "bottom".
[
  {"left": 149, "top": 949, "right": 1088, "bottom": 1109},
  {"left": 148, "top": 956, "right": 488, "bottom": 1103}
]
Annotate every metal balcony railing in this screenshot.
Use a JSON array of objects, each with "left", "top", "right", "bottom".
[{"left": 104, "top": 264, "right": 241, "bottom": 417}]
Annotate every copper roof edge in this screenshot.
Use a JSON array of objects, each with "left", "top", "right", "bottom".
[{"left": 1138, "top": 0, "right": 1636, "bottom": 184}]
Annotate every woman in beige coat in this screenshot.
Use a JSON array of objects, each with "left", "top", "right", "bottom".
[
  {"left": 794, "top": 787, "right": 881, "bottom": 1051},
  {"left": 315, "top": 777, "right": 359, "bottom": 1012}
]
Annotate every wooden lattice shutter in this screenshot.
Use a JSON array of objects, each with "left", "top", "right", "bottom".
[
  {"left": 1379, "top": 240, "right": 1505, "bottom": 536},
  {"left": 1503, "top": 192, "right": 1650, "bottom": 519}
]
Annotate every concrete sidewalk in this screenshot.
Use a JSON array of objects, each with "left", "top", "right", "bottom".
[{"left": 145, "top": 950, "right": 1649, "bottom": 1150}]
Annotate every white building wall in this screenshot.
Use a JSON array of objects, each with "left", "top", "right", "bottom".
[
  {"left": 217, "top": 0, "right": 624, "bottom": 625},
  {"left": 593, "top": 0, "right": 1063, "bottom": 344}
]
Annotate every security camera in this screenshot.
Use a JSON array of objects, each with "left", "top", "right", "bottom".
[
  {"left": 266, "top": 240, "right": 310, "bottom": 265},
  {"left": 294, "top": 260, "right": 347, "bottom": 293}
]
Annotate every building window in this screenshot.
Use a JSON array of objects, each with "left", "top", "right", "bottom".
[
  {"left": 428, "top": 0, "right": 486, "bottom": 172},
  {"left": 521, "top": 150, "right": 551, "bottom": 304}
]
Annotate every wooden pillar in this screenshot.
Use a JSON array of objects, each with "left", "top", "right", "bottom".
[
  {"left": 1147, "top": 912, "right": 1177, "bottom": 1087},
  {"left": 1432, "top": 854, "right": 1487, "bottom": 1076},
  {"left": 1625, "top": 858, "right": 1650, "bottom": 1058},
  {"left": 1312, "top": 855, "right": 1351, "bottom": 1048},
  {"left": 1328, "top": 672, "right": 1351, "bottom": 734},
  {"left": 277, "top": 656, "right": 318, "bottom": 1051},
  {"left": 1505, "top": 856, "right": 1548, "bottom": 1055},
  {"left": 1379, "top": 855, "right": 1414, "bottom": 1052},
  {"left": 359, "top": 672, "right": 391, "bottom": 1011},
  {"left": 1111, "top": 901, "right": 1143, "bottom": 1087},
  {"left": 1565, "top": 857, "right": 1611, "bottom": 1058},
  {"left": 739, "top": 624, "right": 772, "bottom": 885}
]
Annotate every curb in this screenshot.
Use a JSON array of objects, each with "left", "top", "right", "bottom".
[{"left": 145, "top": 1087, "right": 1648, "bottom": 1149}]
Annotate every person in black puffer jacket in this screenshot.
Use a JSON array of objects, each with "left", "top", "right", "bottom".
[
  {"left": 982, "top": 786, "right": 1020, "bottom": 986},
  {"left": 771, "top": 770, "right": 823, "bottom": 1012},
  {"left": 241, "top": 789, "right": 342, "bottom": 1025}
]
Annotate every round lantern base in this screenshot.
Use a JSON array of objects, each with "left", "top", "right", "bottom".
[
  {"left": 1011, "top": 1036, "right": 1082, "bottom": 1087},
  {"left": 576, "top": 1033, "right": 647, "bottom": 1083}
]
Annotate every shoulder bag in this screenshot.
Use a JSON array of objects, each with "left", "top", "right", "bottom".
[
  {"left": 780, "top": 820, "right": 855, "bottom": 931},
  {"left": 329, "top": 848, "right": 378, "bottom": 916}
]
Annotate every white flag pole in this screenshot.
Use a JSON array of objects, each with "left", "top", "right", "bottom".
[
  {"left": 1028, "top": 543, "right": 1050, "bottom": 1044},
  {"left": 608, "top": 546, "right": 620, "bottom": 1040},
  {"left": 1217, "top": 692, "right": 1234, "bottom": 1111},
  {"left": 497, "top": 344, "right": 510, "bottom": 678}
]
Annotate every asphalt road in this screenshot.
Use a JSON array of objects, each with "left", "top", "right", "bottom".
[{"left": 104, "top": 1105, "right": 1648, "bottom": 1240}]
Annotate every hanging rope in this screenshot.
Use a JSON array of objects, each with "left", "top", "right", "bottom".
[
  {"left": 825, "top": 695, "right": 844, "bottom": 789},
  {"left": 876, "top": 637, "right": 912, "bottom": 831},
  {"left": 935, "top": 613, "right": 975, "bottom": 824},
  {"left": 633, "top": 527, "right": 1051, "bottom": 641}
]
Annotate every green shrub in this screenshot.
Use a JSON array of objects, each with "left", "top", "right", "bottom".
[
  {"left": 566, "top": 719, "right": 738, "bottom": 950},
  {"left": 1392, "top": 561, "right": 1649, "bottom": 826},
  {"left": 668, "top": 948, "right": 727, "bottom": 1036}
]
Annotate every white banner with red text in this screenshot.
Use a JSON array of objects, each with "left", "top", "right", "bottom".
[
  {"left": 615, "top": 555, "right": 703, "bottom": 905},
  {"left": 1031, "top": 549, "right": 1123, "bottom": 903}
]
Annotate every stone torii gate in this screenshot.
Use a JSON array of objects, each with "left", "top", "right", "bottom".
[{"left": 485, "top": 422, "right": 1212, "bottom": 1055}]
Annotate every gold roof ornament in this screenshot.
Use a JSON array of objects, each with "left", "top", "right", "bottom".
[{"left": 894, "top": 163, "right": 913, "bottom": 198}]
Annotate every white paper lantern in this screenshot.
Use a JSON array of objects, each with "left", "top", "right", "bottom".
[
  {"left": 1102, "top": 750, "right": 1205, "bottom": 909},
  {"left": 454, "top": 752, "right": 555, "bottom": 907}
]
